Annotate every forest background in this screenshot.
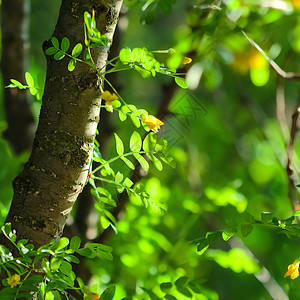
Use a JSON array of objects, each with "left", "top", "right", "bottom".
[{"left": 1, "top": 0, "right": 300, "bottom": 299}]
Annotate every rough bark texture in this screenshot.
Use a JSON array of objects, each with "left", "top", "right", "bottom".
[
  {"left": 1, "top": 0, "right": 35, "bottom": 154},
  {"left": 1, "top": 0, "right": 123, "bottom": 249}
]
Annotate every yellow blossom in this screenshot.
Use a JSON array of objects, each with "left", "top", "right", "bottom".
[
  {"left": 86, "top": 290, "right": 101, "bottom": 300},
  {"left": 182, "top": 57, "right": 192, "bottom": 65},
  {"left": 291, "top": 0, "right": 300, "bottom": 8},
  {"left": 102, "top": 90, "right": 118, "bottom": 113},
  {"left": 142, "top": 115, "right": 164, "bottom": 133},
  {"left": 284, "top": 259, "right": 300, "bottom": 279},
  {"left": 7, "top": 274, "right": 21, "bottom": 288}
]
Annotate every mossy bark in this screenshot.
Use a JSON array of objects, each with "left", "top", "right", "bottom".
[{"left": 1, "top": 0, "right": 123, "bottom": 248}]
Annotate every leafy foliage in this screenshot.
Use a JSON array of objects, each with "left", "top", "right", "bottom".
[
  {"left": 3, "top": 1, "right": 300, "bottom": 299},
  {"left": 0, "top": 223, "right": 111, "bottom": 299}
]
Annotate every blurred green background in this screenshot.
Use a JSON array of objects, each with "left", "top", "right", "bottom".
[{"left": 2, "top": 0, "right": 300, "bottom": 299}]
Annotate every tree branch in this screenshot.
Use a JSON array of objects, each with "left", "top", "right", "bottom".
[{"left": 0, "top": 0, "right": 123, "bottom": 249}]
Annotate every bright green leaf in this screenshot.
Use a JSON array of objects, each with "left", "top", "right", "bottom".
[
  {"left": 54, "top": 50, "right": 65, "bottom": 60},
  {"left": 45, "top": 47, "right": 58, "bottom": 55},
  {"left": 70, "top": 236, "right": 81, "bottom": 251},
  {"left": 101, "top": 286, "right": 116, "bottom": 300},
  {"left": 119, "top": 47, "right": 132, "bottom": 64},
  {"left": 61, "top": 37, "right": 70, "bottom": 52},
  {"left": 121, "top": 156, "right": 135, "bottom": 170},
  {"left": 175, "top": 77, "right": 188, "bottom": 89},
  {"left": 68, "top": 59, "right": 77, "bottom": 71},
  {"left": 114, "top": 133, "right": 124, "bottom": 156},
  {"left": 72, "top": 43, "right": 83, "bottom": 57},
  {"left": 25, "top": 72, "right": 34, "bottom": 87},
  {"left": 51, "top": 36, "right": 59, "bottom": 48},
  {"left": 134, "top": 153, "right": 149, "bottom": 172},
  {"left": 130, "top": 131, "right": 142, "bottom": 152}
]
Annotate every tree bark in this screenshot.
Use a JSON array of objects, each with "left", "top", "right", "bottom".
[
  {"left": 1, "top": 0, "right": 35, "bottom": 154},
  {"left": 1, "top": 0, "right": 123, "bottom": 249}
]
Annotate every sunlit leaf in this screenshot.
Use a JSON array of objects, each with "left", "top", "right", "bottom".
[
  {"left": 114, "top": 133, "right": 124, "bottom": 156},
  {"left": 130, "top": 131, "right": 142, "bottom": 152},
  {"left": 72, "top": 43, "right": 83, "bottom": 57},
  {"left": 61, "top": 37, "right": 70, "bottom": 52},
  {"left": 175, "top": 77, "right": 188, "bottom": 89},
  {"left": 134, "top": 153, "right": 149, "bottom": 172}
]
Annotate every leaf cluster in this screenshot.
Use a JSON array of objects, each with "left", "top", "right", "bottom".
[{"left": 0, "top": 224, "right": 113, "bottom": 299}]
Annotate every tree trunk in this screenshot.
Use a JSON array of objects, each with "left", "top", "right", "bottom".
[
  {"left": 1, "top": 0, "right": 123, "bottom": 249},
  {"left": 1, "top": 0, "right": 35, "bottom": 154}
]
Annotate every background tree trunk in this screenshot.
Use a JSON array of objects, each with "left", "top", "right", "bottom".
[
  {"left": 0, "top": 0, "right": 123, "bottom": 249},
  {"left": 1, "top": 0, "right": 35, "bottom": 154}
]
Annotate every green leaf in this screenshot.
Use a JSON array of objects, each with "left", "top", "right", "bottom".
[
  {"left": 99, "top": 197, "right": 117, "bottom": 207},
  {"left": 175, "top": 77, "right": 188, "bottom": 89},
  {"left": 176, "top": 286, "right": 192, "bottom": 298},
  {"left": 160, "top": 282, "right": 173, "bottom": 293},
  {"left": 188, "top": 279, "right": 203, "bottom": 294},
  {"left": 29, "top": 87, "right": 37, "bottom": 96},
  {"left": 222, "top": 228, "right": 236, "bottom": 241},
  {"left": 130, "top": 131, "right": 142, "bottom": 152},
  {"left": 52, "top": 237, "right": 69, "bottom": 251},
  {"left": 143, "top": 132, "right": 157, "bottom": 152},
  {"left": 72, "top": 43, "right": 83, "bottom": 57},
  {"left": 123, "top": 178, "right": 134, "bottom": 188},
  {"left": 241, "top": 224, "right": 253, "bottom": 237},
  {"left": 115, "top": 171, "right": 124, "bottom": 183},
  {"left": 294, "top": 209, "right": 300, "bottom": 216},
  {"left": 61, "top": 37, "right": 70, "bottom": 52},
  {"left": 68, "top": 59, "right": 77, "bottom": 71},
  {"left": 76, "top": 247, "right": 94, "bottom": 257},
  {"left": 174, "top": 276, "right": 188, "bottom": 287},
  {"left": 160, "top": 155, "right": 176, "bottom": 168},
  {"left": 134, "top": 153, "right": 149, "bottom": 172},
  {"left": 114, "top": 133, "right": 124, "bottom": 156},
  {"left": 101, "top": 286, "right": 116, "bottom": 300},
  {"left": 132, "top": 47, "right": 143, "bottom": 63},
  {"left": 70, "top": 236, "right": 81, "bottom": 251},
  {"left": 121, "top": 156, "right": 135, "bottom": 170},
  {"left": 84, "top": 11, "right": 93, "bottom": 30},
  {"left": 130, "top": 115, "right": 141, "bottom": 128},
  {"left": 164, "top": 295, "right": 177, "bottom": 300},
  {"left": 50, "top": 257, "right": 62, "bottom": 271},
  {"left": 59, "top": 260, "right": 72, "bottom": 275},
  {"left": 135, "top": 65, "right": 151, "bottom": 78},
  {"left": 51, "top": 36, "right": 59, "bottom": 48},
  {"left": 25, "top": 72, "right": 34, "bottom": 87},
  {"left": 119, "top": 110, "right": 127, "bottom": 121},
  {"left": 194, "top": 231, "right": 221, "bottom": 255},
  {"left": 23, "top": 275, "right": 43, "bottom": 285},
  {"left": 96, "top": 187, "right": 111, "bottom": 197},
  {"left": 45, "top": 47, "right": 58, "bottom": 55},
  {"left": 54, "top": 50, "right": 65, "bottom": 60},
  {"left": 261, "top": 212, "right": 273, "bottom": 223},
  {"left": 10, "top": 79, "right": 25, "bottom": 88},
  {"left": 140, "top": 288, "right": 159, "bottom": 300},
  {"left": 148, "top": 154, "right": 163, "bottom": 171},
  {"left": 119, "top": 47, "right": 132, "bottom": 64}
]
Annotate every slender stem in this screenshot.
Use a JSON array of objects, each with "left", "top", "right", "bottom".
[{"left": 91, "top": 151, "right": 148, "bottom": 174}]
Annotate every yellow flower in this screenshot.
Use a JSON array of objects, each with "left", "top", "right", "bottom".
[
  {"left": 102, "top": 90, "right": 118, "bottom": 113},
  {"left": 142, "top": 115, "right": 164, "bottom": 133},
  {"left": 284, "top": 259, "right": 300, "bottom": 279},
  {"left": 291, "top": 0, "right": 300, "bottom": 8},
  {"left": 7, "top": 274, "right": 21, "bottom": 288},
  {"left": 181, "top": 57, "right": 192, "bottom": 65},
  {"left": 86, "top": 290, "right": 101, "bottom": 300}
]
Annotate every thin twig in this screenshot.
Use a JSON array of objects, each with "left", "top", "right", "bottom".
[
  {"left": 287, "top": 107, "right": 300, "bottom": 175},
  {"left": 242, "top": 31, "right": 300, "bottom": 80}
]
